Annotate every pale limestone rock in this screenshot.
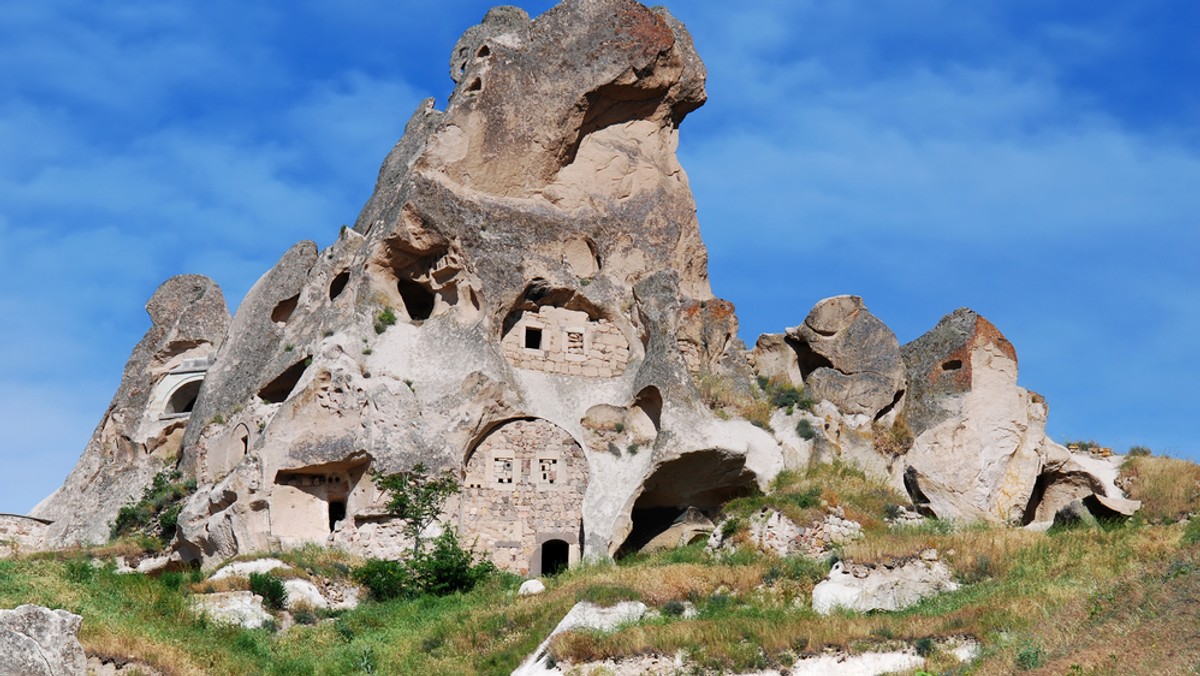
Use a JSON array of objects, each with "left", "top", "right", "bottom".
[
  {"left": 640, "top": 507, "right": 713, "bottom": 554},
  {"left": 209, "top": 558, "right": 288, "bottom": 581},
  {"left": 283, "top": 579, "right": 328, "bottom": 610},
  {"left": 812, "top": 556, "right": 959, "bottom": 615},
  {"left": 190, "top": 592, "right": 273, "bottom": 629},
  {"left": 0, "top": 605, "right": 86, "bottom": 676},
  {"left": 512, "top": 601, "right": 647, "bottom": 676},
  {"left": 518, "top": 579, "right": 546, "bottom": 596}
]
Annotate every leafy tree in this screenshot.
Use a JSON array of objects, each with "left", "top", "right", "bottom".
[{"left": 370, "top": 463, "right": 459, "bottom": 553}]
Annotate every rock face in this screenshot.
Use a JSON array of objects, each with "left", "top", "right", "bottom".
[
  {"left": 190, "top": 592, "right": 273, "bottom": 629},
  {"left": 786, "top": 295, "right": 905, "bottom": 420},
  {"left": 811, "top": 552, "right": 958, "bottom": 615},
  {"left": 70, "top": 0, "right": 780, "bottom": 573},
  {"left": 31, "top": 276, "right": 229, "bottom": 548},
  {"left": 0, "top": 605, "right": 86, "bottom": 676}
]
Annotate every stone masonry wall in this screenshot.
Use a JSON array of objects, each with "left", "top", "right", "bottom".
[
  {"left": 460, "top": 419, "right": 586, "bottom": 575},
  {"left": 0, "top": 515, "right": 49, "bottom": 558},
  {"left": 501, "top": 306, "right": 630, "bottom": 377}
]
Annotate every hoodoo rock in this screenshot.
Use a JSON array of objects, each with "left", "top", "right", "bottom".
[
  {"left": 899, "top": 309, "right": 1131, "bottom": 523},
  {"left": 31, "top": 275, "right": 229, "bottom": 548},
  {"left": 29, "top": 0, "right": 1137, "bottom": 573}
]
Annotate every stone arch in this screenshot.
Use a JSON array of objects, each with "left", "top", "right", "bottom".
[
  {"left": 460, "top": 418, "right": 586, "bottom": 575},
  {"left": 163, "top": 376, "right": 204, "bottom": 417},
  {"left": 615, "top": 450, "right": 758, "bottom": 556}
]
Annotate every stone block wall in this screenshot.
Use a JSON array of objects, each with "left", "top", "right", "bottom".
[
  {"left": 501, "top": 306, "right": 630, "bottom": 377},
  {"left": 0, "top": 515, "right": 49, "bottom": 558},
  {"left": 460, "top": 419, "right": 586, "bottom": 575}
]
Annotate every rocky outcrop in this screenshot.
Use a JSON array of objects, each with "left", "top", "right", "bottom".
[
  {"left": 897, "top": 308, "right": 1137, "bottom": 524},
  {"left": 811, "top": 550, "right": 958, "bottom": 615},
  {"left": 786, "top": 296, "right": 905, "bottom": 420},
  {"left": 640, "top": 507, "right": 713, "bottom": 554},
  {"left": 153, "top": 0, "right": 782, "bottom": 572},
  {"left": 32, "top": 275, "right": 229, "bottom": 548},
  {"left": 708, "top": 508, "right": 862, "bottom": 559},
  {"left": 513, "top": 601, "right": 648, "bottom": 676},
  {"left": 190, "top": 592, "right": 273, "bottom": 629},
  {"left": 0, "top": 605, "right": 86, "bottom": 676}
]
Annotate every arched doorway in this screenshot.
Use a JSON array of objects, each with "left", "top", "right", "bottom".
[
  {"left": 539, "top": 539, "right": 570, "bottom": 576},
  {"left": 461, "top": 418, "right": 587, "bottom": 575}
]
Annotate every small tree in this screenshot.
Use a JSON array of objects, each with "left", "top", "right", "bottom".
[
  {"left": 370, "top": 463, "right": 459, "bottom": 553},
  {"left": 355, "top": 463, "right": 494, "bottom": 601}
]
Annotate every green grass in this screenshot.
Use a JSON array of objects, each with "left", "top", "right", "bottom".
[{"left": 5, "top": 458, "right": 1200, "bottom": 674}]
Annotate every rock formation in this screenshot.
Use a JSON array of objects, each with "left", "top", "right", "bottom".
[
  {"left": 29, "top": 0, "right": 1137, "bottom": 572},
  {"left": 0, "top": 605, "right": 86, "bottom": 676},
  {"left": 31, "top": 276, "right": 229, "bottom": 548}
]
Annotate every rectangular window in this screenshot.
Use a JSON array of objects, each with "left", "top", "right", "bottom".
[
  {"left": 494, "top": 458, "right": 514, "bottom": 484},
  {"left": 524, "top": 327, "right": 543, "bottom": 350},
  {"left": 539, "top": 458, "right": 558, "bottom": 484}
]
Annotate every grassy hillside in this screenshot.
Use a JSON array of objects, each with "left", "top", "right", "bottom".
[{"left": 1, "top": 457, "right": 1197, "bottom": 675}]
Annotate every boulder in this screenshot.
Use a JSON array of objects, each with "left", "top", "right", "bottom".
[
  {"left": 786, "top": 296, "right": 905, "bottom": 419},
  {"left": 190, "top": 592, "right": 273, "bottom": 629},
  {"left": 897, "top": 309, "right": 1051, "bottom": 522},
  {"left": 640, "top": 507, "right": 714, "bottom": 554},
  {"left": 209, "top": 558, "right": 288, "bottom": 581},
  {"left": 518, "top": 579, "right": 546, "bottom": 596},
  {"left": 0, "top": 604, "right": 86, "bottom": 676},
  {"left": 748, "top": 333, "right": 804, "bottom": 387},
  {"left": 811, "top": 552, "right": 958, "bottom": 615}
]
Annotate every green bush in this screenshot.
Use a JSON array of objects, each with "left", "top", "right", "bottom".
[
  {"left": 249, "top": 572, "right": 288, "bottom": 610},
  {"left": 1015, "top": 641, "right": 1045, "bottom": 670},
  {"left": 354, "top": 559, "right": 414, "bottom": 601},
  {"left": 354, "top": 530, "right": 495, "bottom": 601},
  {"left": 1128, "top": 445, "right": 1153, "bottom": 457},
  {"left": 411, "top": 529, "right": 496, "bottom": 597},
  {"left": 795, "top": 418, "right": 817, "bottom": 440},
  {"left": 374, "top": 307, "right": 398, "bottom": 334},
  {"left": 110, "top": 469, "right": 198, "bottom": 543}
]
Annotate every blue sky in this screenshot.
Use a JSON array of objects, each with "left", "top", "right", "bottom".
[{"left": 1, "top": 1, "right": 1196, "bottom": 514}]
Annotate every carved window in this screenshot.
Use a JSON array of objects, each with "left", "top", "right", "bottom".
[
  {"left": 524, "top": 327, "right": 543, "bottom": 350},
  {"left": 538, "top": 458, "right": 558, "bottom": 485},
  {"left": 494, "top": 457, "right": 515, "bottom": 484}
]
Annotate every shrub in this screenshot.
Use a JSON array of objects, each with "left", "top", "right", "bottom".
[
  {"left": 872, "top": 418, "right": 913, "bottom": 457},
  {"left": 410, "top": 529, "right": 496, "bottom": 597},
  {"left": 249, "top": 572, "right": 288, "bottom": 610},
  {"left": 1015, "top": 641, "right": 1045, "bottom": 670},
  {"left": 354, "top": 559, "right": 415, "bottom": 602},
  {"left": 795, "top": 418, "right": 817, "bottom": 440},
  {"left": 374, "top": 307, "right": 398, "bottom": 334},
  {"left": 110, "top": 469, "right": 198, "bottom": 544},
  {"left": 1128, "top": 445, "right": 1152, "bottom": 457},
  {"left": 662, "top": 600, "right": 687, "bottom": 617}
]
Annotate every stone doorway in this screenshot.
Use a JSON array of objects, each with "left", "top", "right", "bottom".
[{"left": 538, "top": 539, "right": 570, "bottom": 576}]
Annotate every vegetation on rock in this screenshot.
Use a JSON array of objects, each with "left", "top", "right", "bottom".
[{"left": 109, "top": 469, "right": 197, "bottom": 544}]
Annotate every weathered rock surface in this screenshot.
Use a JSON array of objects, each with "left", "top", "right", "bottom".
[
  {"left": 513, "top": 601, "right": 647, "bottom": 676},
  {"left": 786, "top": 296, "right": 905, "bottom": 420},
  {"left": 709, "top": 508, "right": 862, "bottom": 559},
  {"left": 145, "top": 0, "right": 783, "bottom": 574},
  {"left": 0, "top": 605, "right": 86, "bottom": 676},
  {"left": 190, "top": 592, "right": 273, "bottom": 629},
  {"left": 897, "top": 308, "right": 1136, "bottom": 524},
  {"left": 640, "top": 507, "right": 713, "bottom": 553},
  {"left": 811, "top": 552, "right": 958, "bottom": 615},
  {"left": 31, "top": 276, "right": 229, "bottom": 548}
]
